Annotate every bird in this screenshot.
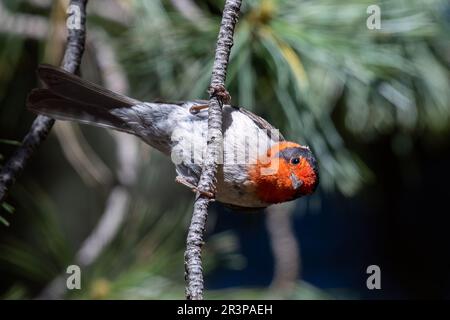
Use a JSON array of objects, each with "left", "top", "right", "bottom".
[{"left": 27, "top": 64, "right": 319, "bottom": 209}]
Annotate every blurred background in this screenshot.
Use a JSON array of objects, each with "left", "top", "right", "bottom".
[{"left": 0, "top": 0, "right": 449, "bottom": 299}]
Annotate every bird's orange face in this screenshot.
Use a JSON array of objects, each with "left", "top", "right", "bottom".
[{"left": 249, "top": 141, "right": 319, "bottom": 204}]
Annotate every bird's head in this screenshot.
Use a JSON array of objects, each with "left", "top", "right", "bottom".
[{"left": 249, "top": 141, "right": 319, "bottom": 204}]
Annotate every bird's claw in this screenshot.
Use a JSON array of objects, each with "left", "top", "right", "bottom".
[
  {"left": 197, "top": 189, "right": 215, "bottom": 199},
  {"left": 189, "top": 104, "right": 209, "bottom": 114},
  {"left": 175, "top": 176, "right": 215, "bottom": 199},
  {"left": 190, "top": 85, "right": 230, "bottom": 114},
  {"left": 208, "top": 84, "right": 231, "bottom": 104}
]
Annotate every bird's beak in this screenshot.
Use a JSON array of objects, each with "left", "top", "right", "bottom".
[{"left": 290, "top": 172, "right": 303, "bottom": 190}]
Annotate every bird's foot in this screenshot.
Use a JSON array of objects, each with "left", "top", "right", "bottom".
[
  {"left": 175, "top": 176, "right": 215, "bottom": 199},
  {"left": 208, "top": 84, "right": 231, "bottom": 104},
  {"left": 189, "top": 85, "right": 231, "bottom": 114}
]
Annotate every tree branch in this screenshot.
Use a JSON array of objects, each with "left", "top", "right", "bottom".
[
  {"left": 0, "top": 0, "right": 89, "bottom": 204},
  {"left": 184, "top": 0, "right": 242, "bottom": 300}
]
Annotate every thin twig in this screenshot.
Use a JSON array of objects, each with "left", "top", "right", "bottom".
[
  {"left": 184, "top": 0, "right": 242, "bottom": 300},
  {"left": 0, "top": 0, "right": 89, "bottom": 204}
]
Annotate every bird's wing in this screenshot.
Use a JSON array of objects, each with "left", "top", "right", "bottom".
[
  {"left": 182, "top": 99, "right": 286, "bottom": 142},
  {"left": 236, "top": 107, "right": 285, "bottom": 142}
]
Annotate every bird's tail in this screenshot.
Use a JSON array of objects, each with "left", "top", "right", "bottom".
[{"left": 27, "top": 64, "right": 141, "bottom": 134}]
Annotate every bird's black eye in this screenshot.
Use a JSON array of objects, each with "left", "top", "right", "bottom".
[{"left": 291, "top": 157, "right": 300, "bottom": 165}]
